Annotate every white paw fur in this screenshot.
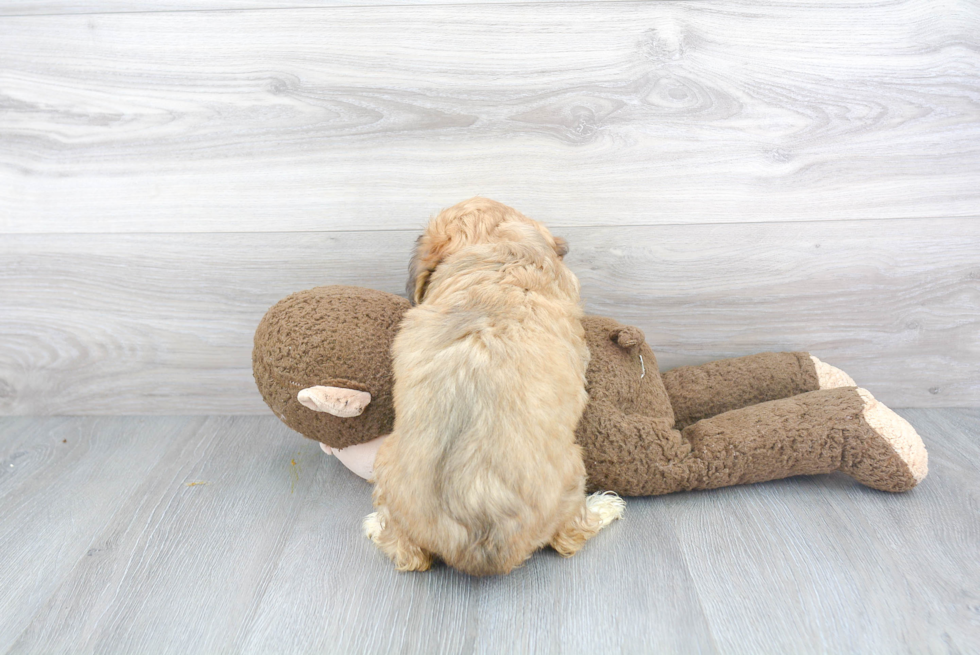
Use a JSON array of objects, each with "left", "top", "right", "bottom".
[
  {"left": 363, "top": 511, "right": 384, "bottom": 542},
  {"left": 586, "top": 491, "right": 626, "bottom": 528}
]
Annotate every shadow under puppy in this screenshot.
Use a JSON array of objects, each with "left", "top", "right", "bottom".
[{"left": 365, "top": 197, "right": 625, "bottom": 575}]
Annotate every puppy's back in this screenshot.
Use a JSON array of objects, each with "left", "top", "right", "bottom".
[{"left": 377, "top": 248, "right": 589, "bottom": 575}]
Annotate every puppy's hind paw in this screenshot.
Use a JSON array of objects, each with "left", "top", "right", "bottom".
[
  {"left": 363, "top": 511, "right": 384, "bottom": 542},
  {"left": 586, "top": 491, "right": 626, "bottom": 529}
]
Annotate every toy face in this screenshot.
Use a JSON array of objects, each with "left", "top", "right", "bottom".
[{"left": 253, "top": 286, "right": 408, "bottom": 450}]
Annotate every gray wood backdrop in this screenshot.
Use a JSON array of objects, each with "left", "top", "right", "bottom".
[{"left": 2, "top": 0, "right": 979, "bottom": 414}]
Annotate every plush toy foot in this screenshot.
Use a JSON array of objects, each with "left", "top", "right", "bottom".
[
  {"left": 810, "top": 356, "right": 857, "bottom": 389},
  {"left": 297, "top": 386, "right": 371, "bottom": 417},
  {"left": 840, "top": 389, "right": 928, "bottom": 492}
]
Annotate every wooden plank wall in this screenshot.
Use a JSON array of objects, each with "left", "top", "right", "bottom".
[{"left": 1, "top": 0, "right": 978, "bottom": 414}]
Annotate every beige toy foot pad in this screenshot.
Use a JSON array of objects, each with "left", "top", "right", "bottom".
[
  {"left": 857, "top": 389, "right": 929, "bottom": 485},
  {"left": 811, "top": 356, "right": 857, "bottom": 389}
]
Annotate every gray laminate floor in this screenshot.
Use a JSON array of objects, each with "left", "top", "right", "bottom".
[{"left": 1, "top": 410, "right": 977, "bottom": 654}]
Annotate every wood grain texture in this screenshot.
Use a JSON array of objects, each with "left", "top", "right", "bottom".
[
  {"left": 239, "top": 455, "right": 717, "bottom": 655},
  {"left": 0, "top": 416, "right": 207, "bottom": 654},
  {"left": 672, "top": 407, "right": 980, "bottom": 654},
  {"left": 1, "top": 411, "right": 977, "bottom": 653},
  {"left": 576, "top": 218, "right": 980, "bottom": 408},
  {"left": 875, "top": 407, "right": 980, "bottom": 649},
  {"left": 0, "top": 0, "right": 632, "bottom": 17},
  {"left": 2, "top": 217, "right": 977, "bottom": 415},
  {"left": 2, "top": 0, "right": 979, "bottom": 233},
  {"left": 9, "top": 416, "right": 323, "bottom": 654}
]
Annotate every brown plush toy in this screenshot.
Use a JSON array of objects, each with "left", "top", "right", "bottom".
[{"left": 253, "top": 285, "right": 928, "bottom": 496}]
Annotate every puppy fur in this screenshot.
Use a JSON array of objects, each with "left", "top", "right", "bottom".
[{"left": 366, "top": 197, "right": 624, "bottom": 575}]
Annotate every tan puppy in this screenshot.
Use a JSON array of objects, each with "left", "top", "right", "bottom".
[{"left": 364, "top": 197, "right": 624, "bottom": 575}]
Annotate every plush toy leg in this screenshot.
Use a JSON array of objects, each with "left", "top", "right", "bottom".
[
  {"left": 682, "top": 387, "right": 928, "bottom": 492},
  {"left": 663, "top": 352, "right": 854, "bottom": 429}
]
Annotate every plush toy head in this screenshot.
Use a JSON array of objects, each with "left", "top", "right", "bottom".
[
  {"left": 252, "top": 286, "right": 409, "bottom": 449},
  {"left": 252, "top": 285, "right": 677, "bottom": 489}
]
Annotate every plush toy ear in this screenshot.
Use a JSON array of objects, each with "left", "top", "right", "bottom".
[
  {"left": 297, "top": 386, "right": 372, "bottom": 417},
  {"left": 610, "top": 326, "right": 646, "bottom": 349}
]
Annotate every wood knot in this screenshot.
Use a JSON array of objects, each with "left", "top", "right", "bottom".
[{"left": 640, "top": 20, "right": 690, "bottom": 64}]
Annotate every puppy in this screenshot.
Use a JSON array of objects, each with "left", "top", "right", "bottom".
[{"left": 364, "top": 197, "right": 624, "bottom": 575}]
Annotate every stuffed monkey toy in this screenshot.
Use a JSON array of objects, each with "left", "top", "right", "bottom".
[{"left": 253, "top": 286, "right": 927, "bottom": 496}]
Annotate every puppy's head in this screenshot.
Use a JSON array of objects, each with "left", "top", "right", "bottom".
[{"left": 407, "top": 197, "right": 569, "bottom": 304}]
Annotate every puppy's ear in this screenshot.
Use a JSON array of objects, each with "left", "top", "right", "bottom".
[
  {"left": 553, "top": 236, "right": 569, "bottom": 259},
  {"left": 406, "top": 237, "right": 424, "bottom": 305},
  {"left": 406, "top": 233, "right": 445, "bottom": 305},
  {"left": 410, "top": 268, "right": 432, "bottom": 306}
]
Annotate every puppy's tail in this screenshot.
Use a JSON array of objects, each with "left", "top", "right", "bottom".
[
  {"left": 443, "top": 523, "right": 530, "bottom": 577},
  {"left": 432, "top": 496, "right": 539, "bottom": 576}
]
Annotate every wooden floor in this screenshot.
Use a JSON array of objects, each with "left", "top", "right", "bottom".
[{"left": 0, "top": 409, "right": 977, "bottom": 654}]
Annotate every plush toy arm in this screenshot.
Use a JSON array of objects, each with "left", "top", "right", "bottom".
[
  {"left": 297, "top": 386, "right": 371, "bottom": 417},
  {"left": 681, "top": 387, "right": 926, "bottom": 492},
  {"left": 662, "top": 352, "right": 854, "bottom": 429},
  {"left": 579, "top": 404, "right": 704, "bottom": 497}
]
